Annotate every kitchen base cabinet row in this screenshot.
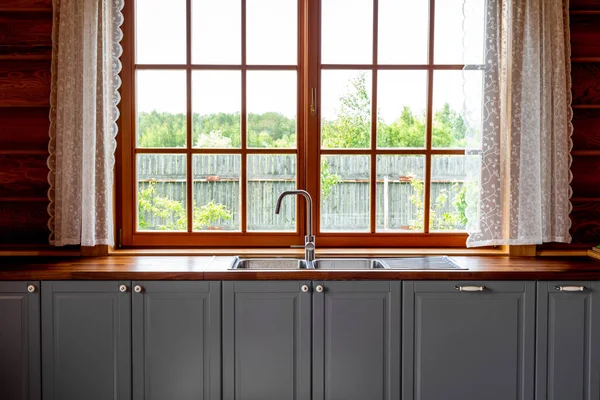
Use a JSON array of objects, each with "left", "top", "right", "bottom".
[{"left": 1, "top": 281, "right": 599, "bottom": 400}]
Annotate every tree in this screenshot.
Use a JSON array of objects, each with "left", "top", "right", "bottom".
[
  {"left": 321, "top": 73, "right": 371, "bottom": 148},
  {"left": 431, "top": 103, "right": 467, "bottom": 148},
  {"left": 136, "top": 80, "right": 470, "bottom": 231},
  {"left": 377, "top": 106, "right": 426, "bottom": 148},
  {"left": 138, "top": 111, "right": 186, "bottom": 148}
]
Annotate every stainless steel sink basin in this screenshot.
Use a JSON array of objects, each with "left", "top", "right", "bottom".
[
  {"left": 230, "top": 257, "right": 310, "bottom": 270},
  {"left": 312, "top": 258, "right": 388, "bottom": 269}
]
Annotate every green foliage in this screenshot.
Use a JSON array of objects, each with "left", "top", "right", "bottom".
[
  {"left": 136, "top": 75, "right": 469, "bottom": 230},
  {"left": 138, "top": 181, "right": 186, "bottom": 230},
  {"left": 195, "top": 200, "right": 233, "bottom": 229},
  {"left": 320, "top": 72, "right": 467, "bottom": 149},
  {"left": 138, "top": 181, "right": 233, "bottom": 231},
  {"left": 137, "top": 76, "right": 466, "bottom": 151},
  {"left": 321, "top": 73, "right": 371, "bottom": 148},
  {"left": 408, "top": 176, "right": 467, "bottom": 231},
  {"left": 196, "top": 112, "right": 241, "bottom": 147},
  {"left": 248, "top": 112, "right": 296, "bottom": 148},
  {"left": 320, "top": 160, "right": 341, "bottom": 199},
  {"left": 138, "top": 111, "right": 297, "bottom": 149},
  {"left": 377, "top": 106, "right": 426, "bottom": 148},
  {"left": 196, "top": 130, "right": 233, "bottom": 148},
  {"left": 431, "top": 104, "right": 467, "bottom": 148},
  {"left": 138, "top": 111, "right": 186, "bottom": 148}
]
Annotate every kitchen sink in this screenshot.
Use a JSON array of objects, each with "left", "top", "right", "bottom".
[
  {"left": 229, "top": 256, "right": 466, "bottom": 270},
  {"left": 312, "top": 258, "right": 388, "bottom": 269},
  {"left": 230, "top": 257, "right": 310, "bottom": 270},
  {"left": 380, "top": 256, "right": 466, "bottom": 270}
]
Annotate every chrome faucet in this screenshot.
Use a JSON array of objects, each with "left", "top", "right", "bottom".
[{"left": 275, "top": 190, "right": 315, "bottom": 263}]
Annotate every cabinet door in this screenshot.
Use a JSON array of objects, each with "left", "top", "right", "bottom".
[
  {"left": 312, "top": 281, "right": 401, "bottom": 400},
  {"left": 536, "top": 282, "right": 600, "bottom": 400},
  {"left": 403, "top": 281, "right": 535, "bottom": 400},
  {"left": 132, "top": 281, "right": 221, "bottom": 400},
  {"left": 0, "top": 281, "right": 40, "bottom": 400},
  {"left": 41, "top": 281, "right": 131, "bottom": 400},
  {"left": 222, "top": 281, "right": 311, "bottom": 400}
]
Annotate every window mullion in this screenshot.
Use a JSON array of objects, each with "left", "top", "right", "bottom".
[
  {"left": 186, "top": 0, "right": 193, "bottom": 233},
  {"left": 369, "top": 0, "right": 379, "bottom": 234},
  {"left": 423, "top": 0, "right": 436, "bottom": 234},
  {"left": 241, "top": 0, "right": 248, "bottom": 233}
]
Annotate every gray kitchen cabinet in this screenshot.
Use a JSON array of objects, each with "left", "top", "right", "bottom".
[
  {"left": 403, "top": 281, "right": 535, "bottom": 400},
  {"left": 0, "top": 281, "right": 40, "bottom": 400},
  {"left": 132, "top": 281, "right": 221, "bottom": 400},
  {"left": 223, "top": 280, "right": 401, "bottom": 400},
  {"left": 536, "top": 281, "right": 600, "bottom": 400},
  {"left": 41, "top": 281, "right": 131, "bottom": 400},
  {"left": 222, "top": 281, "right": 312, "bottom": 400},
  {"left": 312, "top": 281, "right": 401, "bottom": 400}
]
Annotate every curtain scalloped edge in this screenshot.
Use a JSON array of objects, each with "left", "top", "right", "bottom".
[
  {"left": 564, "top": 0, "right": 574, "bottom": 244},
  {"left": 47, "top": 0, "right": 125, "bottom": 247}
]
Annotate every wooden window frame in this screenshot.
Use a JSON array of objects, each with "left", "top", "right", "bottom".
[{"left": 117, "top": 0, "right": 470, "bottom": 248}]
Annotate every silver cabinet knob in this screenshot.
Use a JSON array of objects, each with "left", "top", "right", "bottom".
[
  {"left": 134, "top": 285, "right": 143, "bottom": 293},
  {"left": 119, "top": 285, "right": 128, "bottom": 293},
  {"left": 301, "top": 285, "right": 309, "bottom": 293},
  {"left": 315, "top": 285, "right": 324, "bottom": 293},
  {"left": 27, "top": 285, "right": 36, "bottom": 293}
]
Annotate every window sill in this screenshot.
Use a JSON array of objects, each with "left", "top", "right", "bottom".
[{"left": 110, "top": 247, "right": 509, "bottom": 257}]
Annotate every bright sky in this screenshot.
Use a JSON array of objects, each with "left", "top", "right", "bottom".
[{"left": 135, "top": 0, "right": 484, "bottom": 126}]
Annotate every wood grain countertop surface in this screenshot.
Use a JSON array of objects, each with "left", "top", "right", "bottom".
[{"left": 2, "top": 255, "right": 600, "bottom": 280}]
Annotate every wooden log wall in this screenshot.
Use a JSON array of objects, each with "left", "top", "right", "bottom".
[
  {"left": 559, "top": 0, "right": 600, "bottom": 249},
  {"left": 0, "top": 1, "right": 599, "bottom": 249},
  {"left": 0, "top": 0, "right": 52, "bottom": 245}
]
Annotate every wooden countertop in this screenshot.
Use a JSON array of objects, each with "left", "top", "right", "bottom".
[{"left": 2, "top": 255, "right": 600, "bottom": 280}]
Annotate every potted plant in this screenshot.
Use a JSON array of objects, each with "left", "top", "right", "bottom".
[{"left": 194, "top": 200, "right": 233, "bottom": 230}]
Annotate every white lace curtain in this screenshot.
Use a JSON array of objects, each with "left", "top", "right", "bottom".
[
  {"left": 47, "top": 0, "right": 124, "bottom": 246},
  {"left": 463, "top": 0, "right": 573, "bottom": 247}
]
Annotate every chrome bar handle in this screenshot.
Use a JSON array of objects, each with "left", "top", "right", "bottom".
[
  {"left": 455, "top": 285, "right": 486, "bottom": 292},
  {"left": 554, "top": 285, "right": 585, "bottom": 292}
]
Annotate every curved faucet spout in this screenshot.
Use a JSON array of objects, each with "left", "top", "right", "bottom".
[
  {"left": 275, "top": 190, "right": 315, "bottom": 262},
  {"left": 275, "top": 190, "right": 313, "bottom": 237}
]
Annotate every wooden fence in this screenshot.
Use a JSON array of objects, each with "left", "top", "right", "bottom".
[{"left": 137, "top": 154, "right": 466, "bottom": 231}]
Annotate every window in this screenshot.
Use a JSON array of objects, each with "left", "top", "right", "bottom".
[{"left": 118, "top": 0, "right": 484, "bottom": 247}]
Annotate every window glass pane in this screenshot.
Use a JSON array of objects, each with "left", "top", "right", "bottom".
[
  {"left": 321, "top": 155, "right": 370, "bottom": 232},
  {"left": 377, "top": 71, "right": 427, "bottom": 148},
  {"left": 434, "top": 0, "right": 484, "bottom": 64},
  {"left": 321, "top": 70, "right": 372, "bottom": 149},
  {"left": 432, "top": 70, "right": 482, "bottom": 148},
  {"left": 137, "top": 70, "right": 187, "bottom": 148},
  {"left": 321, "top": 0, "right": 373, "bottom": 64},
  {"left": 378, "top": 0, "right": 428, "bottom": 64},
  {"left": 247, "top": 71, "right": 297, "bottom": 149},
  {"left": 247, "top": 154, "right": 297, "bottom": 231},
  {"left": 137, "top": 154, "right": 187, "bottom": 231},
  {"left": 136, "top": 0, "right": 186, "bottom": 64},
  {"left": 193, "top": 154, "right": 240, "bottom": 231},
  {"left": 376, "top": 155, "right": 425, "bottom": 232},
  {"left": 247, "top": 0, "right": 297, "bottom": 64},
  {"left": 430, "top": 155, "right": 467, "bottom": 231},
  {"left": 192, "top": 0, "right": 241, "bottom": 64},
  {"left": 193, "top": 71, "right": 241, "bottom": 148}
]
